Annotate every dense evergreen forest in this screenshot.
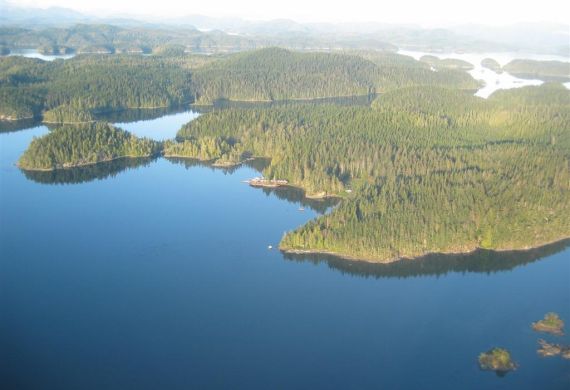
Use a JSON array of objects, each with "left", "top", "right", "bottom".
[
  {"left": 0, "top": 48, "right": 479, "bottom": 120},
  {"left": 172, "top": 84, "right": 570, "bottom": 262},
  {"left": 503, "top": 59, "right": 570, "bottom": 81},
  {"left": 190, "top": 48, "right": 378, "bottom": 103},
  {"left": 18, "top": 123, "right": 161, "bottom": 170},
  {"left": 191, "top": 49, "right": 479, "bottom": 103},
  {"left": 0, "top": 55, "right": 194, "bottom": 120}
]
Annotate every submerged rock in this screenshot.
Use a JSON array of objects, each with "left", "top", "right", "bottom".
[
  {"left": 532, "top": 312, "right": 565, "bottom": 336},
  {"left": 478, "top": 348, "right": 517, "bottom": 374}
]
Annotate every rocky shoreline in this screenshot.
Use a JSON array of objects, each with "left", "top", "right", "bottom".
[
  {"left": 532, "top": 313, "right": 565, "bottom": 336},
  {"left": 537, "top": 339, "right": 570, "bottom": 359},
  {"left": 280, "top": 236, "right": 570, "bottom": 265}
]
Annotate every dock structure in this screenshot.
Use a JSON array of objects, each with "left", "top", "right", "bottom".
[{"left": 246, "top": 177, "right": 288, "bottom": 188}]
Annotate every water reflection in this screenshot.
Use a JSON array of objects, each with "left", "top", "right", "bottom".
[
  {"left": 283, "top": 238, "right": 570, "bottom": 279},
  {"left": 97, "top": 106, "right": 192, "bottom": 123},
  {"left": 256, "top": 185, "right": 339, "bottom": 214},
  {"left": 166, "top": 157, "right": 243, "bottom": 175},
  {"left": 166, "top": 156, "right": 273, "bottom": 176},
  {"left": 207, "top": 94, "right": 378, "bottom": 110},
  {"left": 167, "top": 156, "right": 339, "bottom": 213},
  {"left": 1, "top": 95, "right": 378, "bottom": 136},
  {"left": 0, "top": 118, "right": 42, "bottom": 133},
  {"left": 21, "top": 157, "right": 156, "bottom": 185}
]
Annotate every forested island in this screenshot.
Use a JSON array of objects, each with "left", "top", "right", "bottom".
[
  {"left": 478, "top": 348, "right": 517, "bottom": 374},
  {"left": 18, "top": 123, "right": 160, "bottom": 170}
]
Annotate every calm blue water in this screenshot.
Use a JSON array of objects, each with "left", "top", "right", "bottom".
[
  {"left": 114, "top": 110, "right": 200, "bottom": 141},
  {"left": 0, "top": 111, "right": 569, "bottom": 389}
]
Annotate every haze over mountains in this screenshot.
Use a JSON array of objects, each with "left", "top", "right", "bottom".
[{"left": 1, "top": 0, "right": 568, "bottom": 55}]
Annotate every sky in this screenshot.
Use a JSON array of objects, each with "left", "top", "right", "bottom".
[{"left": 7, "top": 0, "right": 570, "bottom": 26}]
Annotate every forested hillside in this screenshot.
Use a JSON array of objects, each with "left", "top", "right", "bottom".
[
  {"left": 0, "top": 55, "right": 194, "bottom": 120},
  {"left": 191, "top": 48, "right": 378, "bottom": 103},
  {"left": 349, "top": 51, "right": 480, "bottom": 91},
  {"left": 173, "top": 84, "right": 570, "bottom": 262},
  {"left": 18, "top": 123, "right": 161, "bottom": 170},
  {"left": 0, "top": 48, "right": 479, "bottom": 121},
  {"left": 191, "top": 48, "right": 480, "bottom": 103}
]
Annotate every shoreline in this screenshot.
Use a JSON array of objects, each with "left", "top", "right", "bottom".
[
  {"left": 0, "top": 115, "right": 35, "bottom": 122},
  {"left": 280, "top": 235, "right": 570, "bottom": 265},
  {"left": 17, "top": 154, "right": 157, "bottom": 172},
  {"left": 245, "top": 178, "right": 340, "bottom": 200},
  {"left": 191, "top": 93, "right": 378, "bottom": 107},
  {"left": 1, "top": 102, "right": 194, "bottom": 124}
]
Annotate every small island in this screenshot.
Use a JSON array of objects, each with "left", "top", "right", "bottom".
[
  {"left": 532, "top": 312, "right": 565, "bottom": 336},
  {"left": 478, "top": 348, "right": 517, "bottom": 374},
  {"left": 420, "top": 55, "right": 474, "bottom": 71},
  {"left": 537, "top": 339, "right": 570, "bottom": 359},
  {"left": 18, "top": 123, "right": 161, "bottom": 171},
  {"left": 481, "top": 58, "right": 502, "bottom": 73}
]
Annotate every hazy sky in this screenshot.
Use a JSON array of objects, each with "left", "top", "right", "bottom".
[{"left": 8, "top": 0, "right": 570, "bottom": 26}]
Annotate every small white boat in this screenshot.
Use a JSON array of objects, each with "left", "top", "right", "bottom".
[
  {"left": 298, "top": 207, "right": 305, "bottom": 211},
  {"left": 268, "top": 245, "right": 273, "bottom": 249}
]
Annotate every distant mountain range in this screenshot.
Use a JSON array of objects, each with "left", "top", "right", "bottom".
[{"left": 0, "top": 1, "right": 568, "bottom": 55}]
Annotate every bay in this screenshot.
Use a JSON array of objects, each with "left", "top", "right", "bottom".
[{"left": 0, "top": 108, "right": 568, "bottom": 389}]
